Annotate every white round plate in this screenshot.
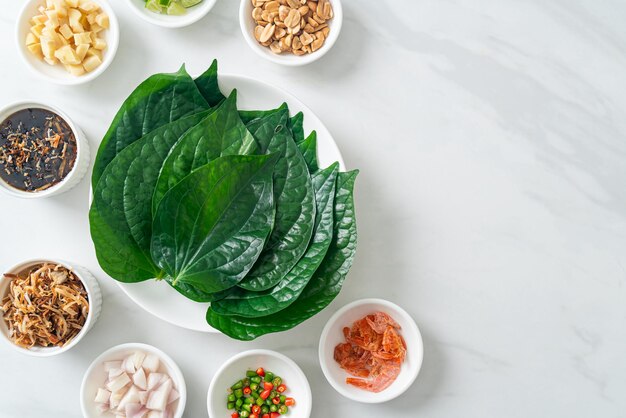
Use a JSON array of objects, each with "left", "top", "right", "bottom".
[{"left": 116, "top": 74, "right": 345, "bottom": 333}]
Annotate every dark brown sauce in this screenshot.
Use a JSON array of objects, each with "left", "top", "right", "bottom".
[{"left": 0, "top": 108, "right": 77, "bottom": 192}]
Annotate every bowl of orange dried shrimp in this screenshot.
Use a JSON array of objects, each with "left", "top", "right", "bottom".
[
  {"left": 318, "top": 298, "right": 423, "bottom": 403},
  {"left": 0, "top": 259, "right": 101, "bottom": 356}
]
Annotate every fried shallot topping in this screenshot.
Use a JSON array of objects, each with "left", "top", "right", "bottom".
[{"left": 1, "top": 263, "right": 89, "bottom": 348}]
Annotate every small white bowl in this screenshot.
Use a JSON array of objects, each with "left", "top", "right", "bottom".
[
  {"left": 208, "top": 349, "right": 312, "bottom": 418},
  {"left": 0, "top": 101, "right": 90, "bottom": 198},
  {"left": 0, "top": 259, "right": 102, "bottom": 357},
  {"left": 239, "top": 0, "right": 343, "bottom": 66},
  {"left": 319, "top": 298, "right": 424, "bottom": 403},
  {"left": 125, "top": 0, "right": 217, "bottom": 29},
  {"left": 81, "top": 343, "right": 187, "bottom": 418},
  {"left": 16, "top": 0, "right": 119, "bottom": 85}
]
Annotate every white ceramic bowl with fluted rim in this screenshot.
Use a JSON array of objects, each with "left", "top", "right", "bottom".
[
  {"left": 239, "top": 0, "right": 343, "bottom": 66},
  {"left": 81, "top": 342, "right": 187, "bottom": 418},
  {"left": 0, "top": 259, "right": 102, "bottom": 357},
  {"left": 319, "top": 298, "right": 423, "bottom": 403},
  {"left": 0, "top": 101, "right": 90, "bottom": 198},
  {"left": 208, "top": 349, "right": 312, "bottom": 418},
  {"left": 125, "top": 0, "right": 217, "bottom": 28},
  {"left": 16, "top": 0, "right": 119, "bottom": 85}
]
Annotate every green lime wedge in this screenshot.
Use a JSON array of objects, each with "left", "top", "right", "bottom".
[
  {"left": 166, "top": 1, "right": 187, "bottom": 15},
  {"left": 179, "top": 0, "right": 202, "bottom": 8},
  {"left": 158, "top": 0, "right": 171, "bottom": 6},
  {"left": 145, "top": 0, "right": 163, "bottom": 13}
]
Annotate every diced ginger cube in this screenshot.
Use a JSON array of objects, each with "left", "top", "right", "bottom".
[
  {"left": 25, "top": 33, "right": 38, "bottom": 46},
  {"left": 78, "top": 0, "right": 98, "bottom": 13},
  {"left": 27, "top": 43, "right": 43, "bottom": 59},
  {"left": 68, "top": 8, "right": 84, "bottom": 32},
  {"left": 95, "top": 13, "right": 109, "bottom": 29},
  {"left": 66, "top": 0, "right": 79, "bottom": 7},
  {"left": 82, "top": 53, "right": 101, "bottom": 72},
  {"left": 41, "top": 25, "right": 60, "bottom": 43},
  {"left": 40, "top": 37, "right": 57, "bottom": 59},
  {"left": 86, "top": 47, "right": 101, "bottom": 60},
  {"left": 44, "top": 56, "right": 58, "bottom": 65},
  {"left": 45, "top": 10, "right": 60, "bottom": 28},
  {"left": 75, "top": 43, "right": 89, "bottom": 60},
  {"left": 90, "top": 23, "right": 103, "bottom": 33},
  {"left": 30, "top": 24, "right": 45, "bottom": 38},
  {"left": 73, "top": 31, "right": 91, "bottom": 45},
  {"left": 31, "top": 14, "right": 48, "bottom": 25},
  {"left": 59, "top": 23, "right": 73, "bottom": 39},
  {"left": 66, "top": 63, "right": 86, "bottom": 76},
  {"left": 86, "top": 12, "right": 97, "bottom": 24},
  {"left": 51, "top": 0, "right": 63, "bottom": 8},
  {"left": 92, "top": 37, "right": 106, "bottom": 50},
  {"left": 55, "top": 44, "right": 80, "bottom": 65}
]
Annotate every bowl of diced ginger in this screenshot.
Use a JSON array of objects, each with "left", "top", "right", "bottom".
[{"left": 16, "top": 0, "right": 119, "bottom": 85}]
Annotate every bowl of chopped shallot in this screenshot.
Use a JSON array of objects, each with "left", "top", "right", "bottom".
[
  {"left": 80, "top": 343, "right": 186, "bottom": 418},
  {"left": 0, "top": 259, "right": 102, "bottom": 357}
]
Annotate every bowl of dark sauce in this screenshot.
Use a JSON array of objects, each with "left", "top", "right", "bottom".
[{"left": 0, "top": 102, "right": 89, "bottom": 198}]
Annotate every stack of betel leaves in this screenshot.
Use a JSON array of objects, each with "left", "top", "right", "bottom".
[{"left": 89, "top": 60, "right": 358, "bottom": 340}]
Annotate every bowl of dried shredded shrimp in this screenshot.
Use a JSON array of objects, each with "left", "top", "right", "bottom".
[{"left": 0, "top": 259, "right": 101, "bottom": 356}]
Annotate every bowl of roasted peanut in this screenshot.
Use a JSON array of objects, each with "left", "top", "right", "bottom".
[{"left": 240, "top": 0, "right": 342, "bottom": 66}]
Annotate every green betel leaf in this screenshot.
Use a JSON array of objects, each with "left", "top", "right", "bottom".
[
  {"left": 242, "top": 104, "right": 288, "bottom": 150},
  {"left": 289, "top": 111, "right": 305, "bottom": 143},
  {"left": 89, "top": 210, "right": 160, "bottom": 283},
  {"left": 151, "top": 154, "right": 279, "bottom": 293},
  {"left": 152, "top": 90, "right": 257, "bottom": 215},
  {"left": 89, "top": 112, "right": 211, "bottom": 283},
  {"left": 297, "top": 131, "right": 319, "bottom": 174},
  {"left": 239, "top": 105, "right": 285, "bottom": 126},
  {"left": 92, "top": 65, "right": 209, "bottom": 187},
  {"left": 206, "top": 170, "right": 358, "bottom": 340},
  {"left": 123, "top": 111, "right": 215, "bottom": 253},
  {"left": 209, "top": 163, "right": 339, "bottom": 317},
  {"left": 165, "top": 277, "right": 233, "bottom": 303},
  {"left": 237, "top": 111, "right": 316, "bottom": 292},
  {"left": 194, "top": 59, "right": 225, "bottom": 107}
]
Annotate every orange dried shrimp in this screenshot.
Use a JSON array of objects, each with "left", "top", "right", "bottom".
[{"left": 333, "top": 311, "right": 406, "bottom": 392}]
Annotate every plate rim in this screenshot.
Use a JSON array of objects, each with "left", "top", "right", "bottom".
[{"left": 115, "top": 72, "right": 346, "bottom": 333}]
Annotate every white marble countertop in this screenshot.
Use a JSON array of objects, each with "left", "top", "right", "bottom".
[{"left": 1, "top": 0, "right": 626, "bottom": 416}]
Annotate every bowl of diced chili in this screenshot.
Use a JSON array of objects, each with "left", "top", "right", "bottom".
[{"left": 208, "top": 349, "right": 311, "bottom": 418}]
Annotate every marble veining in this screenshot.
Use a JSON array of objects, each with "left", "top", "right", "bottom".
[{"left": 1, "top": 0, "right": 625, "bottom": 417}]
